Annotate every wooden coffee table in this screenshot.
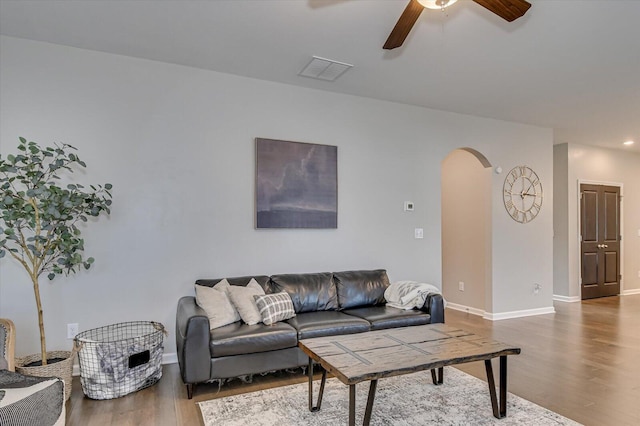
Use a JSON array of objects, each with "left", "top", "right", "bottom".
[{"left": 298, "top": 323, "right": 521, "bottom": 426}]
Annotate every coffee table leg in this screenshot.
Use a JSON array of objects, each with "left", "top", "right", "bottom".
[
  {"left": 349, "top": 384, "right": 356, "bottom": 426},
  {"left": 363, "top": 380, "right": 378, "bottom": 426},
  {"left": 500, "top": 355, "right": 507, "bottom": 417},
  {"left": 484, "top": 356, "right": 508, "bottom": 418},
  {"left": 430, "top": 367, "right": 444, "bottom": 385},
  {"left": 308, "top": 358, "right": 327, "bottom": 412}
]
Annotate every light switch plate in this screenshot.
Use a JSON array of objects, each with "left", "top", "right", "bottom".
[{"left": 414, "top": 228, "right": 424, "bottom": 239}]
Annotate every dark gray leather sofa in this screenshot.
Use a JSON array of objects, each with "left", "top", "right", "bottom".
[{"left": 176, "top": 269, "right": 445, "bottom": 399}]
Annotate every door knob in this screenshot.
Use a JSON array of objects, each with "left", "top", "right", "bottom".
[{"left": 603, "top": 244, "right": 608, "bottom": 248}]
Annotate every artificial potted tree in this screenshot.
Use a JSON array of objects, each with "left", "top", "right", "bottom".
[{"left": 0, "top": 137, "right": 112, "bottom": 400}]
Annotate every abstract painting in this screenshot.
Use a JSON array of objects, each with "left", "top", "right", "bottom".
[{"left": 256, "top": 138, "right": 337, "bottom": 229}]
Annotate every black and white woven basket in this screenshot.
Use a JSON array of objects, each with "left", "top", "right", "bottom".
[{"left": 74, "top": 321, "right": 165, "bottom": 400}]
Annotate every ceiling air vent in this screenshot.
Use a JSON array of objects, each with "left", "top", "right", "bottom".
[{"left": 298, "top": 56, "right": 353, "bottom": 82}]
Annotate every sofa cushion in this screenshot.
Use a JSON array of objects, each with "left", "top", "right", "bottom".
[
  {"left": 227, "top": 279, "right": 266, "bottom": 325},
  {"left": 286, "top": 311, "right": 370, "bottom": 339},
  {"left": 254, "top": 292, "right": 296, "bottom": 325},
  {"left": 270, "top": 272, "right": 338, "bottom": 313},
  {"left": 209, "top": 321, "right": 298, "bottom": 358},
  {"left": 195, "top": 275, "right": 271, "bottom": 292},
  {"left": 343, "top": 306, "right": 431, "bottom": 330},
  {"left": 333, "top": 269, "right": 390, "bottom": 310}
]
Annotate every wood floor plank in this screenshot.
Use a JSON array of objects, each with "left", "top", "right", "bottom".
[{"left": 66, "top": 295, "right": 640, "bottom": 426}]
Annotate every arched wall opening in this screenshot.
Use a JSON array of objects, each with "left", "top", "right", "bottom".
[{"left": 441, "top": 148, "right": 493, "bottom": 313}]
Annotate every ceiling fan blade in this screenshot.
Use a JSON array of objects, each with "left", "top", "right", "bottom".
[
  {"left": 472, "top": 0, "right": 531, "bottom": 22},
  {"left": 383, "top": 0, "right": 424, "bottom": 50}
]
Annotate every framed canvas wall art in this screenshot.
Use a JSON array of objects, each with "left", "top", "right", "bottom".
[{"left": 256, "top": 138, "right": 337, "bottom": 229}]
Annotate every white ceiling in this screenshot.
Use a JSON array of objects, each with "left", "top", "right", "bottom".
[{"left": 1, "top": 0, "right": 639, "bottom": 152}]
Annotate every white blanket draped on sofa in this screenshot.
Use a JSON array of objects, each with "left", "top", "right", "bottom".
[{"left": 384, "top": 281, "right": 446, "bottom": 310}]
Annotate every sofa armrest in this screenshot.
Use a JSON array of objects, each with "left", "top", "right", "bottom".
[
  {"left": 176, "top": 296, "right": 211, "bottom": 385},
  {"left": 420, "top": 293, "right": 445, "bottom": 324}
]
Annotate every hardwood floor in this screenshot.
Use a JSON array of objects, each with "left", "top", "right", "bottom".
[{"left": 66, "top": 295, "right": 640, "bottom": 426}]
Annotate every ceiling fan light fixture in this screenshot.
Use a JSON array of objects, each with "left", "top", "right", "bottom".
[{"left": 417, "top": 0, "right": 458, "bottom": 10}]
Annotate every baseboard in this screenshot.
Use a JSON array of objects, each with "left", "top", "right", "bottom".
[
  {"left": 553, "top": 295, "right": 581, "bottom": 302},
  {"left": 163, "top": 352, "right": 178, "bottom": 365},
  {"left": 446, "top": 302, "right": 555, "bottom": 320},
  {"left": 553, "top": 290, "right": 640, "bottom": 300},
  {"left": 445, "top": 302, "right": 485, "bottom": 317},
  {"left": 484, "top": 306, "right": 556, "bottom": 321},
  {"left": 72, "top": 352, "right": 178, "bottom": 377}
]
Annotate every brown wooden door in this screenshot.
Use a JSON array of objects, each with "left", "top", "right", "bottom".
[{"left": 580, "top": 184, "right": 621, "bottom": 299}]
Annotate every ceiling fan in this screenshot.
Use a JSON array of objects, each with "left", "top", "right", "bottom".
[{"left": 383, "top": 0, "right": 532, "bottom": 50}]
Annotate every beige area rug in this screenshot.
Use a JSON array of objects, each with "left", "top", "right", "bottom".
[{"left": 198, "top": 367, "right": 582, "bottom": 425}]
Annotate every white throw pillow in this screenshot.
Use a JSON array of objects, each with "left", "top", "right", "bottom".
[
  {"left": 254, "top": 292, "right": 296, "bottom": 325},
  {"left": 212, "top": 278, "right": 232, "bottom": 292},
  {"left": 226, "top": 279, "right": 266, "bottom": 325},
  {"left": 195, "top": 279, "right": 241, "bottom": 329},
  {"left": 212, "top": 279, "right": 242, "bottom": 323}
]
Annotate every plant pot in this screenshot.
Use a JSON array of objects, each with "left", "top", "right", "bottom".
[{"left": 15, "top": 350, "right": 74, "bottom": 401}]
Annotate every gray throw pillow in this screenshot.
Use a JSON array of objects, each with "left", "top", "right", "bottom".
[
  {"left": 195, "top": 279, "right": 242, "bottom": 329},
  {"left": 254, "top": 292, "right": 296, "bottom": 325},
  {"left": 227, "top": 279, "right": 266, "bottom": 325}
]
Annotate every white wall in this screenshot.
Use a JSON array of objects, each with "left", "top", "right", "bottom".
[
  {"left": 553, "top": 144, "right": 570, "bottom": 297},
  {"left": 488, "top": 149, "right": 555, "bottom": 318},
  {"left": 0, "top": 36, "right": 554, "bottom": 357},
  {"left": 562, "top": 143, "right": 640, "bottom": 298},
  {"left": 442, "top": 149, "right": 492, "bottom": 312}
]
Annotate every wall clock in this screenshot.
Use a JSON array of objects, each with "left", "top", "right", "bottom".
[{"left": 503, "top": 165, "right": 543, "bottom": 223}]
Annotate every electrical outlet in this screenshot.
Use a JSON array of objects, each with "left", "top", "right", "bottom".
[
  {"left": 414, "top": 228, "right": 424, "bottom": 239},
  {"left": 533, "top": 283, "right": 542, "bottom": 295},
  {"left": 458, "top": 281, "right": 464, "bottom": 291},
  {"left": 67, "top": 323, "right": 78, "bottom": 339}
]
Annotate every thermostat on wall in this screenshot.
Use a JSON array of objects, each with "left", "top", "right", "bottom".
[{"left": 404, "top": 201, "right": 414, "bottom": 211}]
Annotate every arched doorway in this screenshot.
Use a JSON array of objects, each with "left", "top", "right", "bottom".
[{"left": 441, "top": 148, "right": 493, "bottom": 314}]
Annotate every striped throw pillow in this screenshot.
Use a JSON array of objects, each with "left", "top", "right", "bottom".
[{"left": 253, "top": 292, "right": 296, "bottom": 325}]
